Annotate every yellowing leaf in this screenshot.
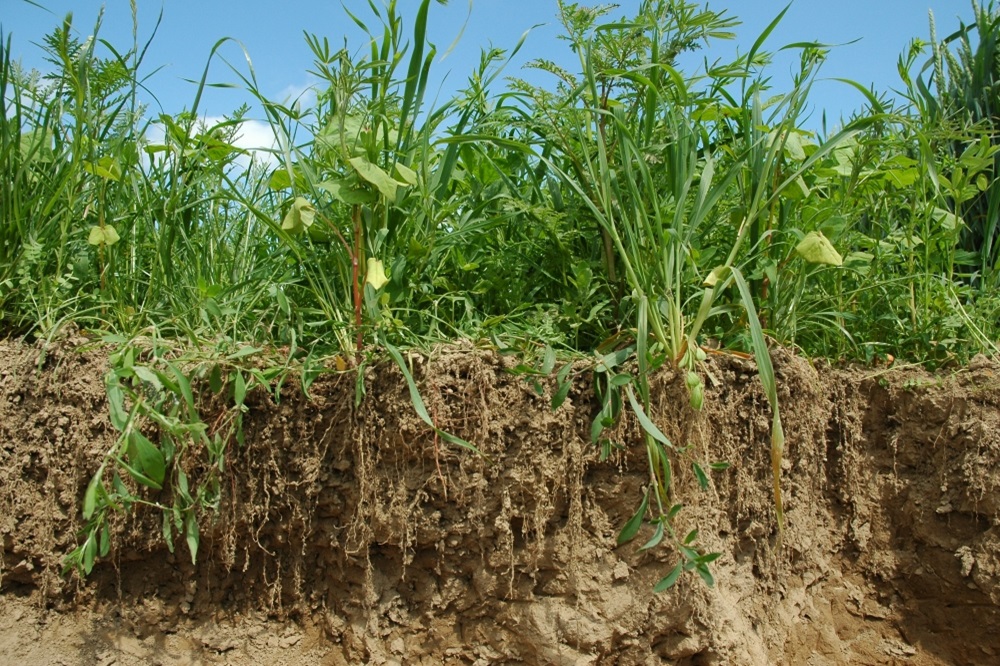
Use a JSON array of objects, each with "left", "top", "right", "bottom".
[
  {"left": 281, "top": 197, "right": 316, "bottom": 234},
  {"left": 365, "top": 258, "right": 389, "bottom": 290},
  {"left": 782, "top": 131, "right": 807, "bottom": 161},
  {"left": 795, "top": 231, "right": 843, "bottom": 266},
  {"left": 703, "top": 265, "right": 727, "bottom": 287},
  {"left": 87, "top": 225, "right": 120, "bottom": 246}
]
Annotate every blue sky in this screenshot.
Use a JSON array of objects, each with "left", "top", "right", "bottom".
[{"left": 4, "top": 0, "right": 972, "bottom": 142}]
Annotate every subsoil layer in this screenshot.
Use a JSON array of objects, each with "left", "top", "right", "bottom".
[{"left": 2, "top": 336, "right": 1000, "bottom": 665}]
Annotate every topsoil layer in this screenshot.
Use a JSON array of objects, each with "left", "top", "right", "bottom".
[{"left": 2, "top": 336, "right": 1000, "bottom": 665}]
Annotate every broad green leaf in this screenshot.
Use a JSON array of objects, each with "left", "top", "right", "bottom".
[
  {"left": 692, "top": 462, "right": 709, "bottom": 490},
  {"left": 595, "top": 345, "right": 635, "bottom": 372},
  {"left": 654, "top": 563, "right": 684, "bottom": 592},
  {"left": 82, "top": 533, "right": 97, "bottom": 575},
  {"left": 106, "top": 380, "right": 129, "bottom": 431},
  {"left": 617, "top": 489, "right": 649, "bottom": 545},
  {"left": 121, "top": 458, "right": 161, "bottom": 490},
  {"left": 318, "top": 177, "right": 376, "bottom": 205},
  {"left": 268, "top": 168, "right": 292, "bottom": 190},
  {"left": 233, "top": 370, "right": 247, "bottom": 406},
  {"left": 541, "top": 345, "right": 556, "bottom": 375},
  {"left": 227, "top": 346, "right": 261, "bottom": 360},
  {"left": 638, "top": 520, "right": 664, "bottom": 552},
  {"left": 550, "top": 362, "right": 574, "bottom": 411},
  {"left": 783, "top": 176, "right": 810, "bottom": 200},
  {"left": 129, "top": 432, "right": 165, "bottom": 487},
  {"left": 162, "top": 510, "right": 175, "bottom": 553},
  {"left": 610, "top": 373, "right": 633, "bottom": 387},
  {"left": 695, "top": 552, "right": 722, "bottom": 565},
  {"left": 551, "top": 378, "right": 572, "bottom": 411},
  {"left": 167, "top": 362, "right": 196, "bottom": 420},
  {"left": 932, "top": 207, "right": 962, "bottom": 231},
  {"left": 87, "top": 225, "right": 121, "bottom": 246},
  {"left": 99, "top": 524, "right": 110, "bottom": 557},
  {"left": 795, "top": 231, "right": 843, "bottom": 266},
  {"left": 393, "top": 162, "right": 418, "bottom": 186},
  {"left": 782, "top": 131, "right": 808, "bottom": 161},
  {"left": 20, "top": 128, "right": 53, "bottom": 160},
  {"left": 83, "top": 156, "right": 122, "bottom": 181},
  {"left": 83, "top": 468, "right": 103, "bottom": 519},
  {"left": 695, "top": 564, "right": 715, "bottom": 587},
  {"left": 349, "top": 156, "right": 398, "bottom": 200},
  {"left": 317, "top": 114, "right": 365, "bottom": 156},
  {"left": 132, "top": 365, "right": 163, "bottom": 391},
  {"left": 177, "top": 468, "right": 192, "bottom": 503},
  {"left": 884, "top": 167, "right": 919, "bottom": 188}
]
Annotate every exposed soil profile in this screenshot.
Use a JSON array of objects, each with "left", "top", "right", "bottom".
[{"left": 2, "top": 336, "right": 1000, "bottom": 665}]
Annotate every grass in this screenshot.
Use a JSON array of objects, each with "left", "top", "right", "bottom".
[{"left": 5, "top": 0, "right": 1000, "bottom": 586}]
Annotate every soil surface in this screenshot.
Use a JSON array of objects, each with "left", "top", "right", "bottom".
[{"left": 3, "top": 336, "right": 1000, "bottom": 665}]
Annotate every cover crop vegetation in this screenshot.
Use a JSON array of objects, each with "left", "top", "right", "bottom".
[{"left": 3, "top": 0, "right": 1000, "bottom": 589}]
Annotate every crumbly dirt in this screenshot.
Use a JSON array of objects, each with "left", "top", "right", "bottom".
[{"left": 2, "top": 335, "right": 1000, "bottom": 665}]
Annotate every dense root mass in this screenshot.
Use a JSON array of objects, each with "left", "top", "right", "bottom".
[{"left": 2, "top": 338, "right": 1000, "bottom": 665}]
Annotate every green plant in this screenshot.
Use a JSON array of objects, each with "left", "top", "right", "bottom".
[{"left": 65, "top": 336, "right": 270, "bottom": 574}]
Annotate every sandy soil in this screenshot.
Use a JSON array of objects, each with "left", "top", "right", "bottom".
[{"left": 2, "top": 336, "right": 1000, "bottom": 665}]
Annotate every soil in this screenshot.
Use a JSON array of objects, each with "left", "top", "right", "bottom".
[{"left": 2, "top": 335, "right": 1000, "bottom": 665}]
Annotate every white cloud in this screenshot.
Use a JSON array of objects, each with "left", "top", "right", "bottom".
[{"left": 277, "top": 79, "right": 320, "bottom": 113}]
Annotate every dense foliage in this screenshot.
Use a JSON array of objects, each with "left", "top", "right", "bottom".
[{"left": 4, "top": 0, "right": 1000, "bottom": 585}]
